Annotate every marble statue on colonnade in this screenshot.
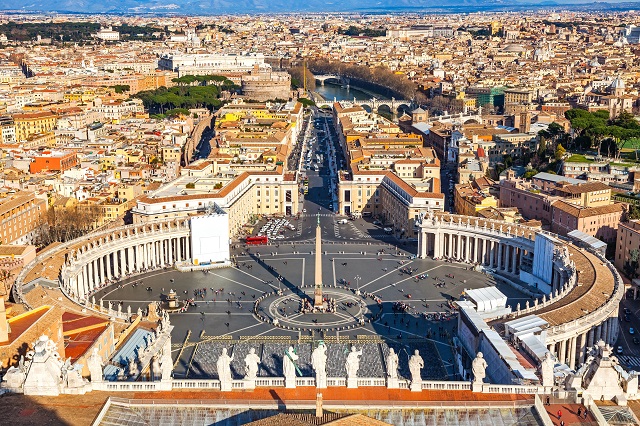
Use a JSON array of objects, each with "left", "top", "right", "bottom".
[
  {"left": 409, "top": 350, "right": 424, "bottom": 392},
  {"left": 217, "top": 347, "right": 234, "bottom": 392},
  {"left": 386, "top": 348, "right": 399, "bottom": 389},
  {"left": 311, "top": 341, "right": 327, "bottom": 389},
  {"left": 87, "top": 348, "right": 104, "bottom": 383},
  {"left": 540, "top": 351, "right": 555, "bottom": 388},
  {"left": 283, "top": 346, "right": 298, "bottom": 388},
  {"left": 345, "top": 345, "right": 362, "bottom": 388},
  {"left": 472, "top": 352, "right": 488, "bottom": 392},
  {"left": 243, "top": 348, "right": 261, "bottom": 389}
]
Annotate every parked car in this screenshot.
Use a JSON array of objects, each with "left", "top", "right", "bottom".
[
  {"left": 630, "top": 327, "right": 635, "bottom": 335},
  {"left": 617, "top": 346, "right": 624, "bottom": 355}
]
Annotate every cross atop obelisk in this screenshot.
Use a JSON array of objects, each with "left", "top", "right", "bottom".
[{"left": 314, "top": 214, "right": 323, "bottom": 308}]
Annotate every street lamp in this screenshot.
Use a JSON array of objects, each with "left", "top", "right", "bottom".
[{"left": 355, "top": 275, "right": 361, "bottom": 296}]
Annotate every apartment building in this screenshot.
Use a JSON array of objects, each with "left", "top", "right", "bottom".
[
  {"left": 0, "top": 117, "right": 16, "bottom": 145},
  {"left": 338, "top": 170, "right": 444, "bottom": 239},
  {"left": 29, "top": 151, "right": 78, "bottom": 174},
  {"left": 454, "top": 182, "right": 499, "bottom": 217},
  {"left": 132, "top": 169, "right": 299, "bottom": 238},
  {"left": 551, "top": 200, "right": 623, "bottom": 244},
  {"left": 13, "top": 111, "right": 57, "bottom": 142},
  {"left": 615, "top": 220, "right": 640, "bottom": 277},
  {"left": 0, "top": 191, "right": 46, "bottom": 244}
]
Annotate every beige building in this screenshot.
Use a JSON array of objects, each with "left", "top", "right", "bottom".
[
  {"left": 13, "top": 111, "right": 57, "bottom": 142},
  {"left": 132, "top": 169, "right": 299, "bottom": 238},
  {"left": 0, "top": 191, "right": 46, "bottom": 245},
  {"left": 615, "top": 220, "right": 640, "bottom": 278},
  {"left": 338, "top": 170, "right": 444, "bottom": 239}
]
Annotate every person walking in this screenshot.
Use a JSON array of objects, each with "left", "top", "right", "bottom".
[{"left": 556, "top": 409, "right": 562, "bottom": 420}]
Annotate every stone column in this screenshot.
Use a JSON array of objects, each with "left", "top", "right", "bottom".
[
  {"left": 433, "top": 231, "right": 440, "bottom": 258},
  {"left": 607, "top": 318, "right": 616, "bottom": 346},
  {"left": 92, "top": 260, "right": 99, "bottom": 289},
  {"left": 559, "top": 339, "right": 567, "bottom": 365},
  {"left": 568, "top": 337, "right": 577, "bottom": 369},
  {"left": 465, "top": 236, "right": 470, "bottom": 262},
  {"left": 456, "top": 234, "right": 462, "bottom": 260},
  {"left": 579, "top": 332, "right": 588, "bottom": 364},
  {"left": 106, "top": 252, "right": 112, "bottom": 280},
  {"left": 77, "top": 272, "right": 84, "bottom": 298},
  {"left": 474, "top": 237, "right": 480, "bottom": 264},
  {"left": 127, "top": 247, "right": 133, "bottom": 275},
  {"left": 487, "top": 240, "right": 495, "bottom": 268},
  {"left": 497, "top": 243, "right": 503, "bottom": 271},
  {"left": 483, "top": 239, "right": 488, "bottom": 265},
  {"left": 168, "top": 238, "right": 174, "bottom": 265},
  {"left": 177, "top": 237, "right": 182, "bottom": 262},
  {"left": 587, "top": 328, "right": 594, "bottom": 348},
  {"left": 595, "top": 325, "right": 602, "bottom": 343},
  {"left": 513, "top": 247, "right": 519, "bottom": 274},
  {"left": 602, "top": 320, "right": 609, "bottom": 345},
  {"left": 82, "top": 265, "right": 89, "bottom": 297},
  {"left": 98, "top": 256, "right": 104, "bottom": 283}
]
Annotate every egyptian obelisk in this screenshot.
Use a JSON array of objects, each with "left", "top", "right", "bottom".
[{"left": 314, "top": 214, "right": 323, "bottom": 308}]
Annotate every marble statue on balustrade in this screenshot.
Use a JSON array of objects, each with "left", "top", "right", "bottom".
[
  {"left": 472, "top": 352, "right": 488, "bottom": 391},
  {"left": 540, "top": 351, "right": 555, "bottom": 388},
  {"left": 161, "top": 349, "right": 173, "bottom": 382},
  {"left": 386, "top": 348, "right": 399, "bottom": 389},
  {"left": 1, "top": 355, "right": 27, "bottom": 391},
  {"left": 568, "top": 340, "right": 638, "bottom": 404},
  {"left": 311, "top": 341, "right": 327, "bottom": 389},
  {"left": 283, "top": 346, "right": 298, "bottom": 388},
  {"left": 19, "top": 335, "right": 64, "bottom": 396},
  {"left": 87, "top": 348, "right": 104, "bottom": 382},
  {"left": 244, "top": 348, "right": 261, "bottom": 389},
  {"left": 151, "top": 355, "right": 161, "bottom": 381},
  {"left": 62, "top": 357, "right": 87, "bottom": 390},
  {"left": 409, "top": 350, "right": 424, "bottom": 392},
  {"left": 127, "top": 357, "right": 139, "bottom": 378},
  {"left": 217, "top": 347, "right": 234, "bottom": 392},
  {"left": 345, "top": 345, "right": 362, "bottom": 388}
]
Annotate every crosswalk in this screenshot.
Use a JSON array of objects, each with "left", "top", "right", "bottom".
[{"left": 618, "top": 355, "right": 640, "bottom": 368}]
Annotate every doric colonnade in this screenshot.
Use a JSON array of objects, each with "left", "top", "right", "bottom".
[
  {"left": 59, "top": 219, "right": 192, "bottom": 299},
  {"left": 417, "top": 213, "right": 623, "bottom": 371}
]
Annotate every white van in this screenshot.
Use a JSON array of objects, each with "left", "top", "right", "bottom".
[{"left": 338, "top": 219, "right": 348, "bottom": 224}]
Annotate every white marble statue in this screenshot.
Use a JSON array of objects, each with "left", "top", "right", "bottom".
[
  {"left": 151, "top": 356, "right": 161, "bottom": 381},
  {"left": 22, "top": 335, "right": 63, "bottom": 396},
  {"left": 127, "top": 357, "right": 139, "bottom": 377},
  {"left": 345, "top": 346, "right": 363, "bottom": 379},
  {"left": 386, "top": 348, "right": 399, "bottom": 380},
  {"left": 244, "top": 348, "right": 261, "bottom": 381},
  {"left": 283, "top": 346, "right": 298, "bottom": 388},
  {"left": 87, "top": 348, "right": 104, "bottom": 382},
  {"left": 311, "top": 342, "right": 327, "bottom": 388},
  {"left": 161, "top": 350, "right": 173, "bottom": 381},
  {"left": 541, "top": 351, "right": 555, "bottom": 387},
  {"left": 472, "top": 352, "right": 488, "bottom": 384},
  {"left": 217, "top": 348, "right": 234, "bottom": 391},
  {"left": 409, "top": 350, "right": 424, "bottom": 391}
]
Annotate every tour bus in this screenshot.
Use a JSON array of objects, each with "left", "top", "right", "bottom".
[{"left": 246, "top": 235, "right": 268, "bottom": 245}]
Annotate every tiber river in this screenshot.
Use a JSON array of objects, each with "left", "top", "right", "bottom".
[{"left": 314, "top": 82, "right": 388, "bottom": 102}]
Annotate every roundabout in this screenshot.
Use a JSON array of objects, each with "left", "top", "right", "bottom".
[{"left": 255, "top": 285, "right": 382, "bottom": 331}]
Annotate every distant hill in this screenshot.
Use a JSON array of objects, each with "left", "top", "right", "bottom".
[{"left": 2, "top": 0, "right": 640, "bottom": 14}]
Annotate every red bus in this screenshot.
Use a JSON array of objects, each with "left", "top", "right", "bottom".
[{"left": 246, "top": 235, "right": 268, "bottom": 245}]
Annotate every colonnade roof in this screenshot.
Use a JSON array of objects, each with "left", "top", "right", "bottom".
[{"left": 529, "top": 247, "right": 614, "bottom": 327}]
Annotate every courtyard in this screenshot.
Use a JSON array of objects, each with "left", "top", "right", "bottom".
[{"left": 92, "top": 243, "right": 531, "bottom": 382}]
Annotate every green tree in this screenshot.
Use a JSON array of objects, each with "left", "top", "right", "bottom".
[{"left": 555, "top": 144, "right": 566, "bottom": 160}]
